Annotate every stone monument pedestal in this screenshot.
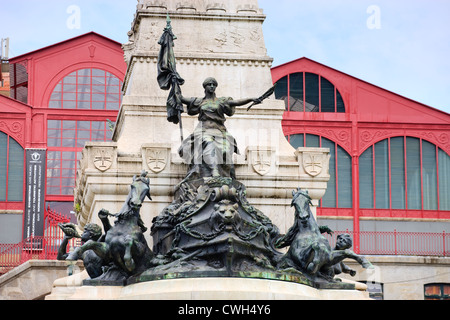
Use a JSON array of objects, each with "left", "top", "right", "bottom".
[{"left": 47, "top": 276, "right": 371, "bottom": 300}]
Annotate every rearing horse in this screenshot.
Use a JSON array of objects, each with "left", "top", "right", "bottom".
[
  {"left": 275, "top": 188, "right": 373, "bottom": 281},
  {"left": 67, "top": 171, "right": 154, "bottom": 278}
]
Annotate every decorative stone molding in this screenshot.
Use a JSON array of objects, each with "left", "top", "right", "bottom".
[
  {"left": 144, "top": 1, "right": 167, "bottom": 11},
  {"left": 206, "top": 3, "right": 226, "bottom": 13},
  {"left": 236, "top": 4, "right": 259, "bottom": 14},
  {"left": 176, "top": 2, "right": 196, "bottom": 12}
]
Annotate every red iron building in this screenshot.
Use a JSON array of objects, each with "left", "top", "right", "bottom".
[
  {"left": 271, "top": 57, "right": 450, "bottom": 252},
  {"left": 0, "top": 34, "right": 448, "bottom": 257},
  {"left": 0, "top": 32, "right": 126, "bottom": 243}
]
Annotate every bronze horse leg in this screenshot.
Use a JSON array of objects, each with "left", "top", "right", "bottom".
[{"left": 66, "top": 240, "right": 110, "bottom": 262}]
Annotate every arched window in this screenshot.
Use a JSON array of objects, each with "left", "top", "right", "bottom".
[
  {"left": 0, "top": 132, "right": 24, "bottom": 202},
  {"left": 49, "top": 68, "right": 123, "bottom": 110},
  {"left": 359, "top": 137, "right": 450, "bottom": 211},
  {"left": 275, "top": 73, "right": 345, "bottom": 113},
  {"left": 287, "top": 134, "right": 352, "bottom": 208}
]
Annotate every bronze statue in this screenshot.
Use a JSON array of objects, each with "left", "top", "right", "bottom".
[
  {"left": 66, "top": 172, "right": 155, "bottom": 282},
  {"left": 57, "top": 223, "right": 105, "bottom": 279},
  {"left": 275, "top": 188, "right": 374, "bottom": 281},
  {"left": 178, "top": 77, "right": 262, "bottom": 180}
]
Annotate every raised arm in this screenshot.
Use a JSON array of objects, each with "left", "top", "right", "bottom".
[{"left": 228, "top": 97, "right": 261, "bottom": 107}]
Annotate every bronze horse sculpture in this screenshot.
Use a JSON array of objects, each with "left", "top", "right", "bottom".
[
  {"left": 67, "top": 172, "right": 154, "bottom": 280},
  {"left": 275, "top": 188, "right": 373, "bottom": 281}
]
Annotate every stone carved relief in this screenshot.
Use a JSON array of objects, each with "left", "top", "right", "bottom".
[
  {"left": 93, "top": 149, "right": 114, "bottom": 172},
  {"left": 145, "top": 147, "right": 169, "bottom": 174},
  {"left": 247, "top": 147, "right": 276, "bottom": 176},
  {"left": 302, "top": 153, "right": 324, "bottom": 177},
  {"left": 296, "top": 148, "right": 330, "bottom": 178}
]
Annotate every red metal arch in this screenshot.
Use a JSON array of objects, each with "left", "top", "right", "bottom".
[
  {"left": 40, "top": 61, "right": 125, "bottom": 109},
  {"left": 283, "top": 130, "right": 352, "bottom": 157},
  {"left": 358, "top": 132, "right": 450, "bottom": 157}
]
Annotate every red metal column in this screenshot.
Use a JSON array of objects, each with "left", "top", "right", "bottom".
[{"left": 352, "top": 119, "right": 360, "bottom": 253}]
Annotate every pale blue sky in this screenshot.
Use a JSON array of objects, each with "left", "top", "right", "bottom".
[{"left": 1, "top": 0, "right": 449, "bottom": 113}]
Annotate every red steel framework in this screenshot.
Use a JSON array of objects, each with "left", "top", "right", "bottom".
[{"left": 272, "top": 57, "right": 450, "bottom": 253}]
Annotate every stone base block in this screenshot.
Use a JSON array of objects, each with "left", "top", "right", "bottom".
[{"left": 48, "top": 277, "right": 371, "bottom": 300}]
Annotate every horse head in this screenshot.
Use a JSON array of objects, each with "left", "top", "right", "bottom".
[
  {"left": 291, "top": 188, "right": 313, "bottom": 225},
  {"left": 128, "top": 171, "right": 152, "bottom": 211}
]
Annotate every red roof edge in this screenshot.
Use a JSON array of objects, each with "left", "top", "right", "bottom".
[
  {"left": 272, "top": 57, "right": 450, "bottom": 117},
  {"left": 9, "top": 31, "right": 123, "bottom": 62}
]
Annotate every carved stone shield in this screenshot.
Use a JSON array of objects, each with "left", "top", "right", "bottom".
[
  {"left": 302, "top": 153, "right": 324, "bottom": 177},
  {"left": 93, "top": 149, "right": 113, "bottom": 172},
  {"left": 146, "top": 148, "right": 168, "bottom": 173},
  {"left": 251, "top": 151, "right": 272, "bottom": 176}
]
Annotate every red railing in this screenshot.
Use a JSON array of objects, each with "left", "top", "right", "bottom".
[
  {"left": 326, "top": 230, "right": 449, "bottom": 257},
  {"left": 0, "top": 208, "right": 80, "bottom": 275}
]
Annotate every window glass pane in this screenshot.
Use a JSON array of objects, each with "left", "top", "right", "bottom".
[
  {"left": 337, "top": 145, "right": 352, "bottom": 208},
  {"left": 63, "top": 84, "right": 77, "bottom": 93},
  {"left": 375, "top": 140, "right": 390, "bottom": 209},
  {"left": 63, "top": 100, "right": 77, "bottom": 109},
  {"left": 63, "top": 92, "right": 77, "bottom": 100},
  {"left": 359, "top": 146, "right": 374, "bottom": 208},
  {"left": 0, "top": 132, "right": 7, "bottom": 201},
  {"left": 106, "top": 76, "right": 120, "bottom": 86},
  {"left": 321, "top": 138, "right": 336, "bottom": 207},
  {"left": 62, "top": 138, "right": 76, "bottom": 148},
  {"left": 289, "top": 73, "right": 304, "bottom": 112},
  {"left": 50, "top": 92, "right": 62, "bottom": 101},
  {"left": 92, "top": 101, "right": 106, "bottom": 110},
  {"left": 48, "top": 120, "right": 61, "bottom": 129},
  {"left": 62, "top": 121, "right": 76, "bottom": 130},
  {"left": 439, "top": 149, "right": 450, "bottom": 211},
  {"left": 422, "top": 140, "right": 437, "bottom": 210},
  {"left": 7, "top": 138, "right": 24, "bottom": 201},
  {"left": 274, "top": 76, "right": 288, "bottom": 110},
  {"left": 92, "top": 85, "right": 106, "bottom": 94},
  {"left": 63, "top": 76, "right": 77, "bottom": 84},
  {"left": 305, "top": 73, "right": 319, "bottom": 112},
  {"left": 106, "top": 102, "right": 120, "bottom": 110},
  {"left": 336, "top": 90, "right": 345, "bottom": 113},
  {"left": 390, "top": 137, "right": 406, "bottom": 209},
  {"left": 77, "top": 76, "right": 91, "bottom": 86},
  {"left": 305, "top": 134, "right": 320, "bottom": 148},
  {"left": 78, "top": 69, "right": 91, "bottom": 77},
  {"left": 49, "top": 100, "right": 62, "bottom": 109},
  {"left": 406, "top": 138, "right": 422, "bottom": 210},
  {"left": 320, "top": 77, "right": 335, "bottom": 112},
  {"left": 77, "top": 100, "right": 91, "bottom": 109},
  {"left": 92, "top": 69, "right": 106, "bottom": 77},
  {"left": 290, "top": 134, "right": 304, "bottom": 149}
]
